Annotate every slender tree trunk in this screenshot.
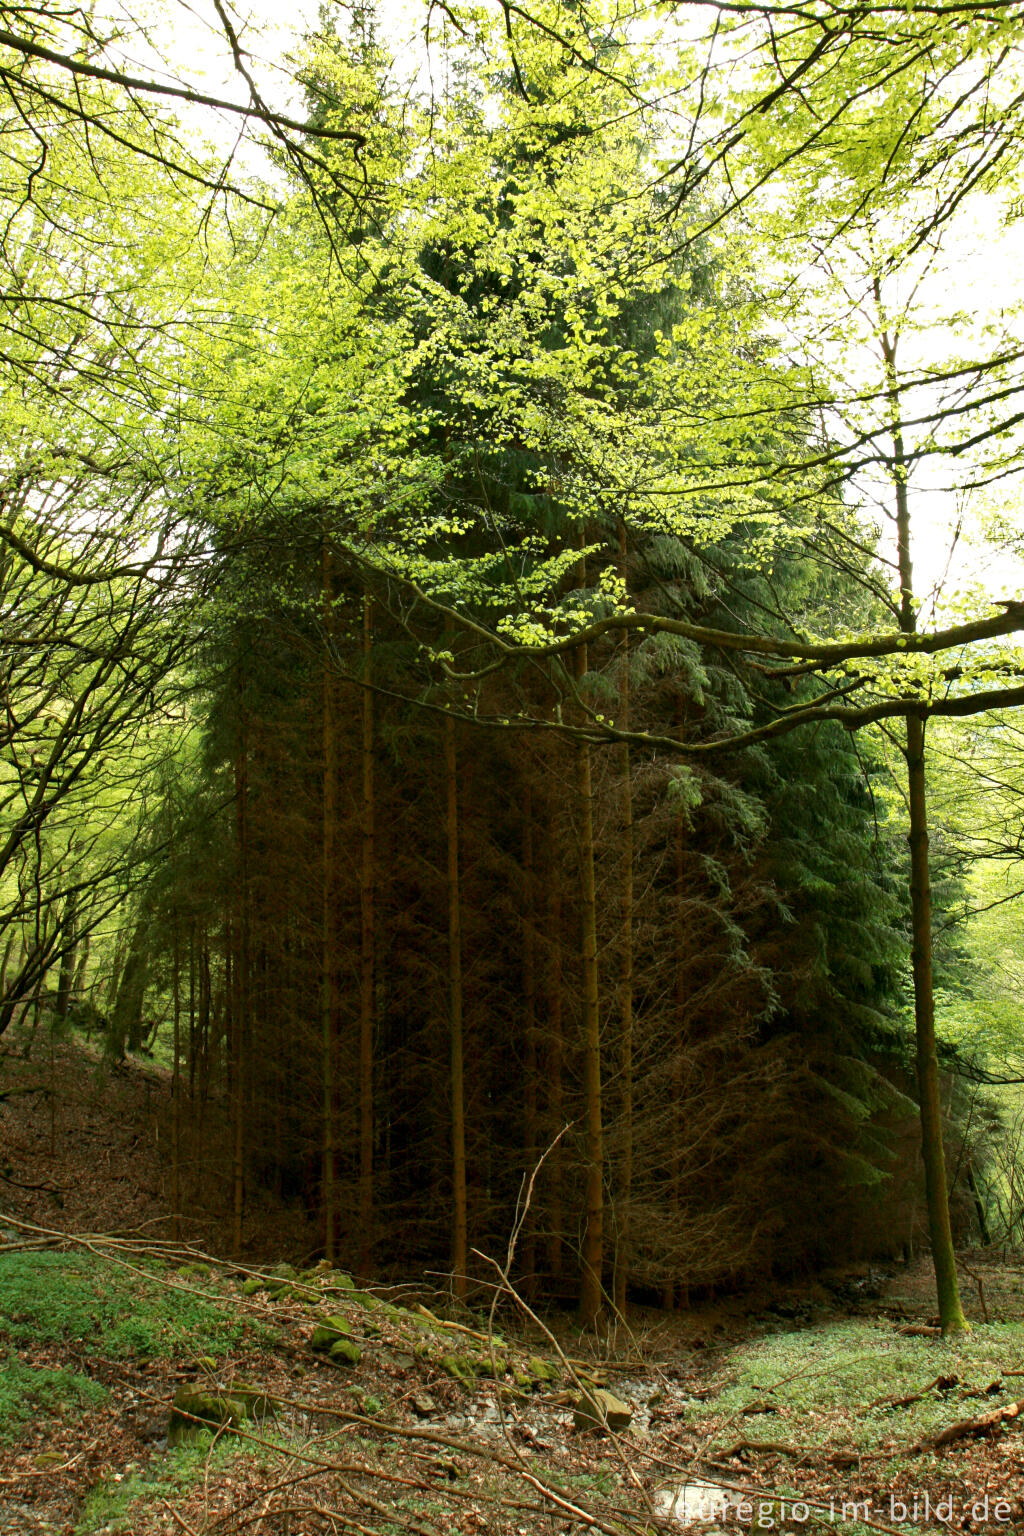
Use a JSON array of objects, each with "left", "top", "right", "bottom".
[
  {"left": 882, "top": 308, "right": 968, "bottom": 1334},
  {"left": 445, "top": 704, "right": 468, "bottom": 1298},
  {"left": 358, "top": 594, "right": 376, "bottom": 1274},
  {"left": 72, "top": 932, "right": 90, "bottom": 1000},
  {"left": 575, "top": 640, "right": 604, "bottom": 1327},
  {"left": 321, "top": 548, "right": 339, "bottom": 1262},
  {"left": 546, "top": 874, "right": 564, "bottom": 1281},
  {"left": 521, "top": 786, "right": 538, "bottom": 1299},
  {"left": 906, "top": 710, "right": 967, "bottom": 1329},
  {"left": 54, "top": 888, "right": 77, "bottom": 1020},
  {"left": 664, "top": 788, "right": 687, "bottom": 1312},
  {"left": 232, "top": 689, "right": 251, "bottom": 1254},
  {"left": 966, "top": 1164, "right": 991, "bottom": 1246},
  {"left": 0, "top": 934, "right": 14, "bottom": 1002},
  {"left": 172, "top": 909, "right": 181, "bottom": 1243},
  {"left": 613, "top": 644, "right": 634, "bottom": 1310}
]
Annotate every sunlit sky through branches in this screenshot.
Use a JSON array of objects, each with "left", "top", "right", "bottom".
[{"left": 111, "top": 0, "right": 1024, "bottom": 624}]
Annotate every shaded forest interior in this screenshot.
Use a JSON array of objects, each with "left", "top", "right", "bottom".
[
  {"left": 14, "top": 515, "right": 988, "bottom": 1311},
  {"left": 4, "top": 0, "right": 1024, "bottom": 1335}
]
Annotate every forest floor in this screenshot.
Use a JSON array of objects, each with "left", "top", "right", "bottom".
[{"left": 2, "top": 1038, "right": 1023, "bottom": 1535}]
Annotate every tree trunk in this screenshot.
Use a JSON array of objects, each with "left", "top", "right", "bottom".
[
  {"left": 445, "top": 706, "right": 468, "bottom": 1299},
  {"left": 546, "top": 873, "right": 564, "bottom": 1281},
  {"left": 232, "top": 684, "right": 251, "bottom": 1255},
  {"left": 321, "top": 548, "right": 339, "bottom": 1262},
  {"left": 906, "top": 710, "right": 967, "bottom": 1331},
  {"left": 613, "top": 669, "right": 634, "bottom": 1312},
  {"left": 575, "top": 641, "right": 604, "bottom": 1327},
  {"left": 54, "top": 888, "right": 77, "bottom": 1020},
  {"left": 172, "top": 909, "right": 181, "bottom": 1243},
  {"left": 358, "top": 593, "right": 376, "bottom": 1274},
  {"left": 883, "top": 309, "right": 968, "bottom": 1334},
  {"left": 521, "top": 786, "right": 538, "bottom": 1299}
]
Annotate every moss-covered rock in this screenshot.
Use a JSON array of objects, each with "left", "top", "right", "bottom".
[
  {"left": 264, "top": 1262, "right": 298, "bottom": 1297},
  {"left": 227, "top": 1382, "right": 275, "bottom": 1421},
  {"left": 572, "top": 1387, "right": 632, "bottom": 1434},
  {"left": 329, "top": 1339, "right": 362, "bottom": 1366},
  {"left": 310, "top": 1314, "right": 353, "bottom": 1352},
  {"left": 528, "top": 1355, "right": 559, "bottom": 1384},
  {"left": 168, "top": 1388, "right": 248, "bottom": 1447},
  {"left": 439, "top": 1353, "right": 475, "bottom": 1387},
  {"left": 241, "top": 1277, "right": 264, "bottom": 1297},
  {"left": 471, "top": 1352, "right": 507, "bottom": 1379}
]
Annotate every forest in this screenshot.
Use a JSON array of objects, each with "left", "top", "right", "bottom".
[{"left": 3, "top": 1, "right": 1024, "bottom": 1531}]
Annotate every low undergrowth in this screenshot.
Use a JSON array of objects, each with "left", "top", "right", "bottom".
[
  {"left": 0, "top": 1351, "right": 107, "bottom": 1444},
  {"left": 0, "top": 1248, "right": 255, "bottom": 1359},
  {"left": 699, "top": 1317, "right": 1024, "bottom": 1454}
]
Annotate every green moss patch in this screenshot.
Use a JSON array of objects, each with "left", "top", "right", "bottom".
[
  {"left": 0, "top": 1250, "right": 263, "bottom": 1360},
  {"left": 0, "top": 1351, "right": 108, "bottom": 1443}
]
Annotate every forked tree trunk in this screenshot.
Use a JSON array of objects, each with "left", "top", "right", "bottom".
[
  {"left": 445, "top": 702, "right": 468, "bottom": 1298},
  {"left": 358, "top": 593, "right": 376, "bottom": 1273},
  {"left": 881, "top": 312, "right": 968, "bottom": 1335}
]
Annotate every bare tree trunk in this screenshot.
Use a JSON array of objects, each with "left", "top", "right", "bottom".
[
  {"left": 880, "top": 307, "right": 968, "bottom": 1335},
  {"left": 521, "top": 787, "right": 538, "bottom": 1300},
  {"left": 445, "top": 704, "right": 468, "bottom": 1299},
  {"left": 321, "top": 548, "right": 339, "bottom": 1262},
  {"left": 613, "top": 559, "right": 634, "bottom": 1316},
  {"left": 575, "top": 639, "right": 604, "bottom": 1327},
  {"left": 172, "top": 909, "right": 181, "bottom": 1243},
  {"left": 232, "top": 686, "right": 251, "bottom": 1254},
  {"left": 546, "top": 873, "right": 564, "bottom": 1281},
  {"left": 664, "top": 795, "right": 686, "bottom": 1312},
  {"left": 54, "top": 888, "right": 77, "bottom": 1020},
  {"left": 906, "top": 710, "right": 967, "bottom": 1330},
  {"left": 358, "top": 593, "right": 376, "bottom": 1274}
]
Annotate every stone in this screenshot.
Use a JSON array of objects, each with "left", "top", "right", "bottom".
[
  {"left": 227, "top": 1382, "right": 274, "bottom": 1421},
  {"left": 310, "top": 1314, "right": 353, "bottom": 1351},
  {"left": 528, "top": 1355, "right": 559, "bottom": 1384},
  {"left": 265, "top": 1262, "right": 298, "bottom": 1297},
  {"left": 471, "top": 1353, "right": 507, "bottom": 1379},
  {"left": 168, "top": 1388, "right": 248, "bottom": 1446},
  {"left": 439, "top": 1353, "right": 475, "bottom": 1387},
  {"left": 411, "top": 1392, "right": 438, "bottom": 1417},
  {"left": 329, "top": 1339, "right": 362, "bottom": 1366},
  {"left": 572, "top": 1388, "right": 632, "bottom": 1434}
]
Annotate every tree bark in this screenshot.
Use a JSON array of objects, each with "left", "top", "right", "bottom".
[
  {"left": 321, "top": 547, "right": 339, "bottom": 1262},
  {"left": 521, "top": 786, "right": 538, "bottom": 1299},
  {"left": 445, "top": 704, "right": 468, "bottom": 1299},
  {"left": 546, "top": 872, "right": 564, "bottom": 1281},
  {"left": 882, "top": 307, "right": 968, "bottom": 1334},
  {"left": 358, "top": 593, "right": 376, "bottom": 1274},
  {"left": 613, "top": 523, "right": 634, "bottom": 1317},
  {"left": 575, "top": 640, "right": 604, "bottom": 1327}
]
